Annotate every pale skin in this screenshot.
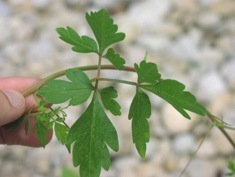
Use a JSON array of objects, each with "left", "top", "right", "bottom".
[{"left": 0, "top": 77, "right": 52, "bottom": 147}]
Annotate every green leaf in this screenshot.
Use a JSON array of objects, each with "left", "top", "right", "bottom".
[
  {"left": 99, "top": 86, "right": 121, "bottom": 116},
  {"left": 67, "top": 93, "right": 119, "bottom": 177},
  {"left": 34, "top": 118, "right": 50, "bottom": 148},
  {"left": 55, "top": 122, "right": 69, "bottom": 145},
  {"left": 128, "top": 88, "right": 151, "bottom": 159},
  {"left": 56, "top": 27, "right": 98, "bottom": 53},
  {"left": 37, "top": 69, "right": 93, "bottom": 105},
  {"left": 86, "top": 9, "right": 125, "bottom": 54},
  {"left": 226, "top": 159, "right": 235, "bottom": 176},
  {"left": 141, "top": 79, "right": 208, "bottom": 119},
  {"left": 135, "top": 60, "right": 161, "bottom": 84},
  {"left": 104, "top": 48, "right": 125, "bottom": 70}
]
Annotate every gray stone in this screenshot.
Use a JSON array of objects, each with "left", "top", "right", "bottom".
[
  {"left": 187, "top": 159, "right": 217, "bottom": 177},
  {"left": 30, "top": 0, "right": 52, "bottom": 10},
  {"left": 196, "top": 71, "right": 227, "bottom": 102},
  {"left": 210, "top": 128, "right": 234, "bottom": 155},
  {"left": 172, "top": 134, "right": 196, "bottom": 153},
  {"left": 163, "top": 104, "right": 196, "bottom": 134},
  {"left": 222, "top": 59, "right": 235, "bottom": 89},
  {"left": 198, "top": 12, "right": 220, "bottom": 29},
  {"left": 126, "top": 0, "right": 171, "bottom": 29},
  {"left": 168, "top": 29, "right": 202, "bottom": 60},
  {"left": 0, "top": 1, "right": 11, "bottom": 17}
]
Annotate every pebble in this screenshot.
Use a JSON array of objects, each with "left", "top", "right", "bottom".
[
  {"left": 126, "top": 0, "right": 171, "bottom": 29},
  {"left": 168, "top": 29, "right": 202, "bottom": 60},
  {"left": 30, "top": 0, "right": 52, "bottom": 10},
  {"left": 221, "top": 59, "right": 235, "bottom": 89},
  {"left": 0, "top": 1, "right": 11, "bottom": 17},
  {"left": 196, "top": 70, "right": 227, "bottom": 102},
  {"left": 162, "top": 104, "right": 195, "bottom": 134},
  {"left": 172, "top": 134, "right": 196, "bottom": 153},
  {"left": 211, "top": 128, "right": 234, "bottom": 155}
]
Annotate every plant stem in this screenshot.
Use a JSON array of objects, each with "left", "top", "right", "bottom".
[
  {"left": 20, "top": 64, "right": 235, "bottom": 151},
  {"left": 207, "top": 114, "right": 235, "bottom": 149},
  {"left": 21, "top": 64, "right": 135, "bottom": 97},
  {"left": 94, "top": 55, "right": 102, "bottom": 90},
  {"left": 98, "top": 78, "right": 138, "bottom": 86}
]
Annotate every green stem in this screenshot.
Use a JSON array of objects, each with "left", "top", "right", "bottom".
[
  {"left": 207, "top": 114, "right": 235, "bottom": 149},
  {"left": 20, "top": 64, "right": 235, "bottom": 151},
  {"left": 94, "top": 55, "right": 103, "bottom": 90},
  {"left": 98, "top": 78, "right": 138, "bottom": 86},
  {"left": 21, "top": 64, "right": 135, "bottom": 96}
]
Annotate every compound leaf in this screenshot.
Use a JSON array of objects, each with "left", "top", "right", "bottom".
[
  {"left": 56, "top": 26, "right": 98, "bottom": 54},
  {"left": 37, "top": 69, "right": 93, "bottom": 106},
  {"left": 86, "top": 9, "right": 125, "bottom": 54},
  {"left": 104, "top": 48, "right": 125, "bottom": 70},
  {"left": 67, "top": 93, "right": 119, "bottom": 177},
  {"left": 135, "top": 60, "right": 161, "bottom": 84},
  {"left": 128, "top": 88, "right": 151, "bottom": 159},
  {"left": 141, "top": 79, "right": 208, "bottom": 119},
  {"left": 99, "top": 86, "right": 121, "bottom": 116}
]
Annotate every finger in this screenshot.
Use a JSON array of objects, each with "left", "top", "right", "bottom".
[
  {"left": 0, "top": 77, "right": 41, "bottom": 112},
  {"left": 0, "top": 118, "right": 53, "bottom": 147},
  {"left": 0, "top": 90, "right": 26, "bottom": 126}
]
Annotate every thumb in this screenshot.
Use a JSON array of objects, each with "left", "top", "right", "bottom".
[{"left": 0, "top": 90, "right": 26, "bottom": 126}]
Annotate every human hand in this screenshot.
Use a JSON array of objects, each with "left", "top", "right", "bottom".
[{"left": 0, "top": 77, "right": 52, "bottom": 147}]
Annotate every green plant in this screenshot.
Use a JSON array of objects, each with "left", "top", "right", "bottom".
[
  {"left": 226, "top": 159, "right": 235, "bottom": 176},
  {"left": 5, "top": 9, "right": 235, "bottom": 177}
]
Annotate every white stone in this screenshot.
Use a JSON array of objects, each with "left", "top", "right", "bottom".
[
  {"left": 222, "top": 59, "right": 235, "bottom": 89},
  {"left": 0, "top": 1, "right": 11, "bottom": 17},
  {"left": 126, "top": 0, "right": 171, "bottom": 29},
  {"left": 187, "top": 159, "right": 217, "bottom": 177},
  {"left": 197, "top": 139, "right": 217, "bottom": 157},
  {"left": 198, "top": 0, "right": 220, "bottom": 6},
  {"left": 137, "top": 34, "right": 171, "bottom": 52},
  {"left": 172, "top": 134, "right": 196, "bottom": 153},
  {"left": 163, "top": 104, "right": 196, "bottom": 134},
  {"left": 92, "top": 0, "right": 118, "bottom": 8},
  {"left": 169, "top": 29, "right": 202, "bottom": 60},
  {"left": 196, "top": 71, "right": 227, "bottom": 102},
  {"left": 210, "top": 128, "right": 234, "bottom": 155},
  {"left": 30, "top": 0, "right": 52, "bottom": 10},
  {"left": 198, "top": 12, "right": 220, "bottom": 29}
]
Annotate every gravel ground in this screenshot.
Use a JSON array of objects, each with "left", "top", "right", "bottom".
[{"left": 0, "top": 0, "right": 235, "bottom": 177}]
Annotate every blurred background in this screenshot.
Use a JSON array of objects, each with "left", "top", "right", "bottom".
[{"left": 0, "top": 0, "right": 235, "bottom": 177}]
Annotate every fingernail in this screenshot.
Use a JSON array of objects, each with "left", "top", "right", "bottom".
[{"left": 1, "top": 90, "right": 25, "bottom": 109}]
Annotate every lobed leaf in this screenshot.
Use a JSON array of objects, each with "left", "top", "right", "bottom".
[
  {"left": 141, "top": 79, "right": 208, "bottom": 119},
  {"left": 128, "top": 88, "right": 151, "bottom": 159},
  {"left": 135, "top": 60, "right": 161, "bottom": 84},
  {"left": 67, "top": 93, "right": 119, "bottom": 177},
  {"left": 86, "top": 9, "right": 125, "bottom": 54},
  {"left": 34, "top": 118, "right": 50, "bottom": 148},
  {"left": 37, "top": 69, "right": 93, "bottom": 106},
  {"left": 104, "top": 48, "right": 125, "bottom": 70},
  {"left": 56, "top": 27, "right": 98, "bottom": 53},
  {"left": 55, "top": 122, "right": 69, "bottom": 145},
  {"left": 99, "top": 86, "right": 121, "bottom": 116}
]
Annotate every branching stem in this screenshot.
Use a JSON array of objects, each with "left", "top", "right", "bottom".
[
  {"left": 19, "top": 64, "right": 235, "bottom": 150},
  {"left": 21, "top": 64, "right": 135, "bottom": 97}
]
